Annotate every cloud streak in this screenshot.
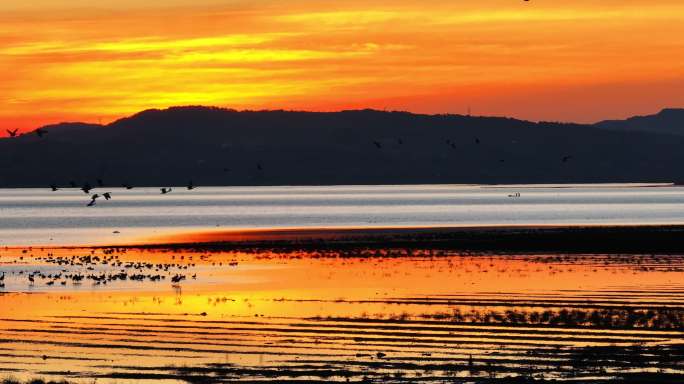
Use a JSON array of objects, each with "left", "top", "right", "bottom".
[{"left": 1, "top": 0, "right": 683, "bottom": 129}]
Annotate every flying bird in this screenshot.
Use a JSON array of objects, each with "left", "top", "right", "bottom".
[
  {"left": 102, "top": 192, "right": 112, "bottom": 200},
  {"left": 160, "top": 188, "right": 172, "bottom": 194},
  {"left": 6, "top": 129, "right": 18, "bottom": 137},
  {"left": 81, "top": 183, "right": 93, "bottom": 194},
  {"left": 187, "top": 181, "right": 195, "bottom": 190},
  {"left": 562, "top": 155, "right": 573, "bottom": 162},
  {"left": 122, "top": 184, "right": 133, "bottom": 190},
  {"left": 373, "top": 141, "right": 382, "bottom": 149},
  {"left": 86, "top": 194, "right": 100, "bottom": 206},
  {"left": 257, "top": 163, "right": 263, "bottom": 171},
  {"left": 475, "top": 138, "right": 481, "bottom": 144},
  {"left": 35, "top": 128, "right": 47, "bottom": 138},
  {"left": 50, "top": 184, "right": 59, "bottom": 192}
]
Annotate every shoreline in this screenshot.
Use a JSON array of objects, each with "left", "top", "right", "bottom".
[{"left": 88, "top": 224, "right": 684, "bottom": 253}]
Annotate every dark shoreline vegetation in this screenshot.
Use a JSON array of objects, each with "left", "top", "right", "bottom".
[
  {"left": 318, "top": 307, "right": 684, "bottom": 330},
  {"left": 4, "top": 342, "right": 684, "bottom": 384},
  {"left": 106, "top": 224, "right": 684, "bottom": 254}
]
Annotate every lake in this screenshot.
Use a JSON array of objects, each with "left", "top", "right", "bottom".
[
  {"left": 0, "top": 183, "right": 682, "bottom": 246},
  {"left": 1, "top": 183, "right": 684, "bottom": 383}
]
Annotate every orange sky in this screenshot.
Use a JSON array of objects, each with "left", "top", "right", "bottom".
[{"left": 1, "top": 0, "right": 684, "bottom": 131}]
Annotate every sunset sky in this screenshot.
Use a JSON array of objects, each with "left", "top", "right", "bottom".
[{"left": 1, "top": 0, "right": 684, "bottom": 131}]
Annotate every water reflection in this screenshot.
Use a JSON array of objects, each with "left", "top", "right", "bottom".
[{"left": 0, "top": 247, "right": 683, "bottom": 382}]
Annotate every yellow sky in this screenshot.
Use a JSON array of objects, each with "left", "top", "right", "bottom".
[{"left": 1, "top": 0, "right": 684, "bottom": 130}]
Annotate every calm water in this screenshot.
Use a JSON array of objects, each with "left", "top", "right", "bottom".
[{"left": 0, "top": 183, "right": 682, "bottom": 246}]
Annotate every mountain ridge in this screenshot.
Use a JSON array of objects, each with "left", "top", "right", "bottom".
[{"left": 1, "top": 106, "right": 684, "bottom": 187}]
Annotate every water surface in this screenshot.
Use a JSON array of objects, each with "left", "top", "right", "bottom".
[{"left": 0, "top": 183, "right": 681, "bottom": 246}]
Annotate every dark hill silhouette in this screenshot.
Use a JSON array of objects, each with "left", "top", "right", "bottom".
[
  {"left": 595, "top": 108, "right": 684, "bottom": 136},
  {"left": 1, "top": 106, "right": 684, "bottom": 187}
]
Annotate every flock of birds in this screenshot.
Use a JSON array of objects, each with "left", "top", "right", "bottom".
[
  {"left": 371, "top": 136, "right": 574, "bottom": 165},
  {"left": 47, "top": 178, "right": 197, "bottom": 206},
  {"left": 0, "top": 252, "right": 207, "bottom": 289},
  {"left": 7, "top": 126, "right": 579, "bottom": 204}
]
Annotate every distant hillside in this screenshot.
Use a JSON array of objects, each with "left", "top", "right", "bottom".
[
  {"left": 1, "top": 106, "right": 684, "bottom": 187},
  {"left": 595, "top": 108, "right": 684, "bottom": 136}
]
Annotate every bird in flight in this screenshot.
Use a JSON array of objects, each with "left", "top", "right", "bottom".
[
  {"left": 373, "top": 141, "right": 382, "bottom": 149},
  {"left": 6, "top": 129, "right": 18, "bottom": 137},
  {"left": 187, "top": 181, "right": 195, "bottom": 190},
  {"left": 102, "top": 192, "right": 112, "bottom": 200},
  {"left": 35, "top": 128, "right": 47, "bottom": 138},
  {"left": 160, "top": 188, "right": 172, "bottom": 194},
  {"left": 122, "top": 184, "right": 133, "bottom": 190},
  {"left": 50, "top": 184, "right": 58, "bottom": 192},
  {"left": 81, "top": 183, "right": 93, "bottom": 194},
  {"left": 86, "top": 194, "right": 100, "bottom": 206},
  {"left": 562, "top": 155, "right": 573, "bottom": 162}
]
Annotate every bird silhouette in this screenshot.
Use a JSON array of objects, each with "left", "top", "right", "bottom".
[
  {"left": 562, "top": 155, "right": 573, "bottom": 162},
  {"left": 35, "top": 128, "right": 47, "bottom": 138},
  {"left": 102, "top": 192, "right": 112, "bottom": 200},
  {"left": 475, "top": 138, "right": 481, "bottom": 144},
  {"left": 81, "top": 183, "right": 93, "bottom": 194},
  {"left": 373, "top": 141, "right": 382, "bottom": 149},
  {"left": 6, "top": 129, "right": 18, "bottom": 137},
  {"left": 397, "top": 138, "right": 403, "bottom": 145},
  {"left": 257, "top": 163, "right": 263, "bottom": 171},
  {"left": 122, "top": 184, "right": 133, "bottom": 190},
  {"left": 50, "top": 184, "right": 59, "bottom": 192},
  {"left": 187, "top": 181, "right": 195, "bottom": 190},
  {"left": 160, "top": 188, "right": 172, "bottom": 194}
]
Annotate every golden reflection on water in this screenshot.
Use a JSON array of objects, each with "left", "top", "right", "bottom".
[{"left": 1, "top": 247, "right": 684, "bottom": 382}]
